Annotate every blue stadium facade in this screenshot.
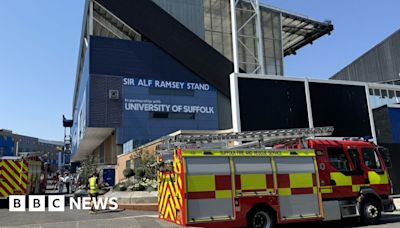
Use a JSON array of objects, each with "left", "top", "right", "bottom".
[{"left": 70, "top": 0, "right": 333, "bottom": 165}]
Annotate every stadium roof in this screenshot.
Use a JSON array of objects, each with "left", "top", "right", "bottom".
[{"left": 260, "top": 3, "right": 333, "bottom": 56}]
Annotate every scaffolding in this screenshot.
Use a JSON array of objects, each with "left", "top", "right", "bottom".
[{"left": 230, "top": 0, "right": 265, "bottom": 74}]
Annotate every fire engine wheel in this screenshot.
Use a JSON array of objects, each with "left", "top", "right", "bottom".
[
  {"left": 360, "top": 197, "right": 382, "bottom": 225},
  {"left": 248, "top": 209, "right": 276, "bottom": 228}
]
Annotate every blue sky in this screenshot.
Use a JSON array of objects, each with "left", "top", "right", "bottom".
[
  {"left": 0, "top": 1, "right": 399, "bottom": 141},
  {"left": 265, "top": 0, "right": 400, "bottom": 77}
]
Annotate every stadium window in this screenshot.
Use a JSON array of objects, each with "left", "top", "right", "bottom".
[
  {"left": 169, "top": 113, "right": 195, "bottom": 120},
  {"left": 389, "top": 90, "right": 396, "bottom": 104},
  {"left": 150, "top": 112, "right": 195, "bottom": 120},
  {"left": 396, "top": 91, "right": 400, "bottom": 102},
  {"left": 151, "top": 112, "right": 169, "bottom": 119}
]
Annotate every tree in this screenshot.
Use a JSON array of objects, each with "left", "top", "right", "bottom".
[
  {"left": 141, "top": 152, "right": 157, "bottom": 179},
  {"left": 81, "top": 153, "right": 97, "bottom": 185}
]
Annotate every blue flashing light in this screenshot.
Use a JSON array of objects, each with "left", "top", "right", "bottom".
[{"left": 362, "top": 136, "right": 373, "bottom": 141}]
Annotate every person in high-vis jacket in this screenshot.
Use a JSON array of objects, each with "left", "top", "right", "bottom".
[{"left": 88, "top": 173, "right": 99, "bottom": 214}]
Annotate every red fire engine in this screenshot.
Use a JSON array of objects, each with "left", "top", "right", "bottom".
[
  {"left": 157, "top": 127, "right": 395, "bottom": 228},
  {"left": 0, "top": 153, "right": 47, "bottom": 199}
]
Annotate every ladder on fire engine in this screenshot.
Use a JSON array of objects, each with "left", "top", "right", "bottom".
[{"left": 158, "top": 126, "right": 334, "bottom": 152}]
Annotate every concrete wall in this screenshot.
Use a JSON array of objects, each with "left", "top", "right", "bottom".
[
  {"left": 331, "top": 29, "right": 400, "bottom": 82},
  {"left": 116, "top": 153, "right": 131, "bottom": 183}
]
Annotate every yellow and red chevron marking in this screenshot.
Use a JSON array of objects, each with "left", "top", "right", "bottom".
[
  {"left": 158, "top": 153, "right": 184, "bottom": 225},
  {"left": 0, "top": 159, "right": 29, "bottom": 198}
]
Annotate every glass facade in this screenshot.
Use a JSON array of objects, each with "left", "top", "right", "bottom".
[
  {"left": 369, "top": 87, "right": 400, "bottom": 109},
  {"left": 203, "top": 0, "right": 283, "bottom": 75},
  {"left": 90, "top": 0, "right": 284, "bottom": 76}
]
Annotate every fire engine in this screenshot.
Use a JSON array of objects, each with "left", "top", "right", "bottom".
[
  {"left": 0, "top": 153, "right": 46, "bottom": 199},
  {"left": 157, "top": 127, "right": 395, "bottom": 228}
]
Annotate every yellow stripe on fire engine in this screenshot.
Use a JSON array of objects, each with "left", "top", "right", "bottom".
[
  {"left": 159, "top": 175, "right": 169, "bottom": 213},
  {"left": 215, "top": 190, "right": 232, "bottom": 199},
  {"left": 1, "top": 171, "right": 22, "bottom": 191},
  {"left": 289, "top": 173, "right": 313, "bottom": 188},
  {"left": 240, "top": 174, "right": 266, "bottom": 191},
  {"left": 368, "top": 171, "right": 389, "bottom": 185},
  {"left": 187, "top": 175, "right": 215, "bottom": 192},
  {"left": 161, "top": 186, "right": 170, "bottom": 215},
  {"left": 2, "top": 162, "right": 27, "bottom": 188},
  {"left": 1, "top": 181, "right": 13, "bottom": 195},
  {"left": 352, "top": 184, "right": 369, "bottom": 192},
  {"left": 0, "top": 186, "right": 9, "bottom": 198},
  {"left": 278, "top": 188, "right": 291, "bottom": 196},
  {"left": 330, "top": 172, "right": 352, "bottom": 186},
  {"left": 181, "top": 150, "right": 315, "bottom": 157},
  {"left": 6, "top": 160, "right": 25, "bottom": 175},
  {"left": 320, "top": 186, "right": 333, "bottom": 194}
]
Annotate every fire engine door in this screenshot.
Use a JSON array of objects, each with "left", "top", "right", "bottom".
[
  {"left": 347, "top": 148, "right": 365, "bottom": 192},
  {"left": 185, "top": 157, "right": 234, "bottom": 222},
  {"left": 233, "top": 157, "right": 273, "bottom": 195},
  {"left": 275, "top": 157, "right": 322, "bottom": 219},
  {"left": 360, "top": 148, "right": 389, "bottom": 192}
]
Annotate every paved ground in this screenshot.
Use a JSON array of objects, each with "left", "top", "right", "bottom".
[
  {"left": 281, "top": 211, "right": 400, "bottom": 228},
  {"left": 0, "top": 202, "right": 399, "bottom": 228},
  {"left": 0, "top": 203, "right": 178, "bottom": 228},
  {"left": 0, "top": 179, "right": 398, "bottom": 227}
]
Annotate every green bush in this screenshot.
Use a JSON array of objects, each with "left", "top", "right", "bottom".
[
  {"left": 125, "top": 180, "right": 134, "bottom": 187},
  {"left": 113, "top": 183, "right": 126, "bottom": 191},
  {"left": 112, "top": 185, "right": 120, "bottom": 191},
  {"left": 123, "top": 168, "right": 135, "bottom": 178},
  {"left": 135, "top": 167, "right": 145, "bottom": 178},
  {"left": 113, "top": 181, "right": 130, "bottom": 191}
]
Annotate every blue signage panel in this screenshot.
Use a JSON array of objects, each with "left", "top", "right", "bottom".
[
  {"left": 0, "top": 136, "right": 14, "bottom": 156},
  {"left": 87, "top": 36, "right": 219, "bottom": 145},
  {"left": 120, "top": 77, "right": 218, "bottom": 144}
]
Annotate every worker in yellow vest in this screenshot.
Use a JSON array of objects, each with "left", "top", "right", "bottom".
[{"left": 88, "top": 173, "right": 99, "bottom": 214}]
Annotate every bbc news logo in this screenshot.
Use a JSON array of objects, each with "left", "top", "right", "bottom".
[{"left": 9, "top": 195, "right": 118, "bottom": 212}]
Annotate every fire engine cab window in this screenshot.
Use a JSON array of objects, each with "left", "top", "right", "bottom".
[
  {"left": 348, "top": 149, "right": 361, "bottom": 170},
  {"left": 327, "top": 148, "right": 350, "bottom": 171},
  {"left": 362, "top": 148, "right": 382, "bottom": 170}
]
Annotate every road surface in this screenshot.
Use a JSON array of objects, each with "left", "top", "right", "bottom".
[{"left": 0, "top": 202, "right": 399, "bottom": 228}]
